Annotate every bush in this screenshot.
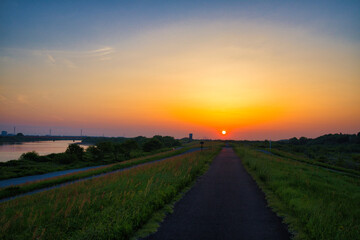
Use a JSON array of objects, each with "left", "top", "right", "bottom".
[
  {"left": 87, "top": 146, "right": 102, "bottom": 160},
  {"left": 142, "top": 138, "right": 163, "bottom": 152},
  {"left": 52, "top": 153, "right": 78, "bottom": 164},
  {"left": 20, "top": 151, "right": 39, "bottom": 161},
  {"left": 65, "top": 144, "right": 84, "bottom": 160}
]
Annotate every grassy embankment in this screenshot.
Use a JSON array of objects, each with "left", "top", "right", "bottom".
[
  {"left": 0, "top": 135, "right": 185, "bottom": 180},
  {"left": 269, "top": 148, "right": 360, "bottom": 176},
  {"left": 233, "top": 144, "right": 360, "bottom": 240},
  {"left": 0, "top": 146, "right": 181, "bottom": 180},
  {"left": 0, "top": 143, "right": 202, "bottom": 200},
  {"left": 0, "top": 144, "right": 221, "bottom": 240}
]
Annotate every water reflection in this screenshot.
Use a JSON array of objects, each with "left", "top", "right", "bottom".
[{"left": 0, "top": 141, "right": 88, "bottom": 162}]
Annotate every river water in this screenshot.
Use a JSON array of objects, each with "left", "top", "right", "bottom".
[{"left": 0, "top": 140, "right": 87, "bottom": 162}]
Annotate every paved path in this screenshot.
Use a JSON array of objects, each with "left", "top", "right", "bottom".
[{"left": 144, "top": 147, "right": 291, "bottom": 240}]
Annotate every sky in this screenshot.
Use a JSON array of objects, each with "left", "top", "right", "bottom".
[{"left": 0, "top": 0, "right": 359, "bottom": 140}]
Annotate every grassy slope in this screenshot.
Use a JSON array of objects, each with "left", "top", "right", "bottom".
[
  {"left": 0, "top": 144, "right": 200, "bottom": 200},
  {"left": 0, "top": 145, "right": 221, "bottom": 240},
  {"left": 269, "top": 148, "right": 360, "bottom": 176},
  {"left": 233, "top": 144, "right": 360, "bottom": 240},
  {"left": 0, "top": 144, "right": 190, "bottom": 180}
]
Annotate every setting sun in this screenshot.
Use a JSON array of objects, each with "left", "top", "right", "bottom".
[{"left": 222, "top": 130, "right": 227, "bottom": 135}]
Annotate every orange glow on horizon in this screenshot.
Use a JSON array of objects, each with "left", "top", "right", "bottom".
[{"left": 0, "top": 19, "right": 359, "bottom": 139}]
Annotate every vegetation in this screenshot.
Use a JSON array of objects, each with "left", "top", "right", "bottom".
[
  {"left": 0, "top": 135, "right": 182, "bottom": 180},
  {"left": 0, "top": 143, "right": 200, "bottom": 200},
  {"left": 243, "top": 133, "right": 360, "bottom": 172},
  {"left": 0, "top": 145, "right": 221, "bottom": 240},
  {"left": 232, "top": 143, "right": 360, "bottom": 240}
]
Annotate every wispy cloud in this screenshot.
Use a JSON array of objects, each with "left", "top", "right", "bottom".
[
  {"left": 89, "top": 47, "right": 114, "bottom": 57},
  {"left": 47, "top": 54, "right": 56, "bottom": 64},
  {"left": 0, "top": 46, "right": 115, "bottom": 68}
]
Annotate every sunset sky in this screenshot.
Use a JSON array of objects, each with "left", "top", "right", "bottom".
[{"left": 0, "top": 0, "right": 359, "bottom": 140}]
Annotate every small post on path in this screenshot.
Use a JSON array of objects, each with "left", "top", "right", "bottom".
[{"left": 200, "top": 141, "right": 204, "bottom": 151}]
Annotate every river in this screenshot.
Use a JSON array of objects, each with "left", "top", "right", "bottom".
[{"left": 0, "top": 140, "right": 87, "bottom": 162}]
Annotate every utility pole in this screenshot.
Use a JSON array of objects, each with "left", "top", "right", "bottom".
[{"left": 81, "top": 129, "right": 83, "bottom": 137}]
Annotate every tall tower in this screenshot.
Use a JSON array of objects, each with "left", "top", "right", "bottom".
[{"left": 189, "top": 133, "right": 193, "bottom": 142}]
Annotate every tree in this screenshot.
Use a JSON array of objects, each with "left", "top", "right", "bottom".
[
  {"left": 121, "top": 139, "right": 140, "bottom": 152},
  {"left": 16, "top": 133, "right": 24, "bottom": 137},
  {"left": 65, "top": 144, "right": 84, "bottom": 160},
  {"left": 20, "top": 151, "right": 39, "bottom": 161},
  {"left": 142, "top": 138, "right": 163, "bottom": 152},
  {"left": 119, "top": 139, "right": 140, "bottom": 159},
  {"left": 289, "top": 137, "right": 299, "bottom": 145},
  {"left": 86, "top": 146, "right": 102, "bottom": 160},
  {"left": 162, "top": 136, "right": 181, "bottom": 147},
  {"left": 299, "top": 137, "right": 308, "bottom": 145},
  {"left": 96, "top": 142, "right": 114, "bottom": 153}
]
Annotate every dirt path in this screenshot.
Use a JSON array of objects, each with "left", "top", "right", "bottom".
[{"left": 144, "top": 147, "right": 291, "bottom": 240}]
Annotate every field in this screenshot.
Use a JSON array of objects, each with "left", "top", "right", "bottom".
[
  {"left": 232, "top": 143, "right": 360, "bottom": 240},
  {"left": 0, "top": 144, "right": 221, "bottom": 240}
]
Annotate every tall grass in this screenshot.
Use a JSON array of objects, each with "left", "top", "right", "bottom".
[
  {"left": 233, "top": 144, "right": 360, "bottom": 240},
  {"left": 269, "top": 148, "right": 360, "bottom": 176},
  {"left": 0, "top": 144, "right": 200, "bottom": 200},
  {"left": 0, "top": 146, "right": 220, "bottom": 240}
]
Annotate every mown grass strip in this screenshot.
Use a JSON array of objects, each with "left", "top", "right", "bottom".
[
  {"left": 0, "top": 145, "right": 221, "bottom": 240},
  {"left": 0, "top": 145, "right": 199, "bottom": 200},
  {"left": 233, "top": 144, "right": 360, "bottom": 240}
]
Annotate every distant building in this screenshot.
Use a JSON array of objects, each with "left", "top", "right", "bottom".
[
  {"left": 1, "top": 131, "right": 7, "bottom": 136},
  {"left": 189, "top": 133, "right": 193, "bottom": 142}
]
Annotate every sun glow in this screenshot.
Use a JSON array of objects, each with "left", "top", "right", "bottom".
[{"left": 222, "top": 130, "right": 227, "bottom": 135}]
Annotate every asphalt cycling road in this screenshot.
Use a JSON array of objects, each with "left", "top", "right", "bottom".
[{"left": 144, "top": 147, "right": 291, "bottom": 240}]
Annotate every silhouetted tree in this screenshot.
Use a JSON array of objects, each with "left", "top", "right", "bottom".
[
  {"left": 66, "top": 144, "right": 84, "bottom": 160},
  {"left": 20, "top": 151, "right": 39, "bottom": 161},
  {"left": 142, "top": 138, "right": 163, "bottom": 152},
  {"left": 96, "top": 142, "right": 115, "bottom": 153},
  {"left": 86, "top": 146, "right": 102, "bottom": 160}
]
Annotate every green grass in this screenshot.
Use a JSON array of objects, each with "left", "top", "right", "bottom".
[
  {"left": 268, "top": 148, "right": 360, "bottom": 176},
  {"left": 0, "top": 145, "right": 221, "bottom": 240},
  {"left": 0, "top": 146, "right": 177, "bottom": 180},
  {"left": 0, "top": 144, "right": 200, "bottom": 200},
  {"left": 233, "top": 144, "right": 360, "bottom": 240}
]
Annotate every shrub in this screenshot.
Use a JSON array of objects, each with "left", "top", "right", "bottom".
[
  {"left": 65, "top": 144, "right": 84, "bottom": 160},
  {"left": 53, "top": 153, "right": 78, "bottom": 164},
  {"left": 20, "top": 151, "right": 39, "bottom": 161},
  {"left": 142, "top": 138, "right": 163, "bottom": 152}
]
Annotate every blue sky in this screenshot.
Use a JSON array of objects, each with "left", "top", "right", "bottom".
[{"left": 1, "top": 0, "right": 359, "bottom": 50}]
